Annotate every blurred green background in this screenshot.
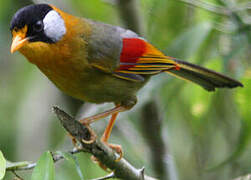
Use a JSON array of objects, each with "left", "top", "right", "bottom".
[{"left": 0, "top": 0, "right": 250, "bottom": 179}]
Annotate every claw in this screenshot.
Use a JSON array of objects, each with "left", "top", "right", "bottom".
[
  {"left": 114, "top": 147, "right": 123, "bottom": 162},
  {"left": 77, "top": 106, "right": 125, "bottom": 169},
  {"left": 81, "top": 123, "right": 97, "bottom": 144},
  {"left": 102, "top": 142, "right": 123, "bottom": 162},
  {"left": 81, "top": 137, "right": 95, "bottom": 144}
]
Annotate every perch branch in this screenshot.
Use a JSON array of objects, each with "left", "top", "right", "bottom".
[
  {"left": 53, "top": 106, "right": 157, "bottom": 180},
  {"left": 90, "top": 172, "right": 115, "bottom": 180},
  {"left": 7, "top": 107, "right": 156, "bottom": 179}
]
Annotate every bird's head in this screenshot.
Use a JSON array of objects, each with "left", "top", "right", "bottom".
[{"left": 10, "top": 4, "right": 67, "bottom": 54}]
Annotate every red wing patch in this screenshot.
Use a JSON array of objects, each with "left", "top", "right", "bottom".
[
  {"left": 120, "top": 38, "right": 146, "bottom": 63},
  {"left": 116, "top": 38, "right": 180, "bottom": 74}
]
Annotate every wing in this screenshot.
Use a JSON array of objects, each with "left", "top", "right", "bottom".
[
  {"left": 86, "top": 19, "right": 138, "bottom": 72},
  {"left": 85, "top": 20, "right": 242, "bottom": 90},
  {"left": 113, "top": 38, "right": 180, "bottom": 82},
  {"left": 110, "top": 37, "right": 242, "bottom": 90},
  {"left": 86, "top": 20, "right": 178, "bottom": 82}
]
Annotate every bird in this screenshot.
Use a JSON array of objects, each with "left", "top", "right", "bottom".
[{"left": 10, "top": 4, "right": 243, "bottom": 160}]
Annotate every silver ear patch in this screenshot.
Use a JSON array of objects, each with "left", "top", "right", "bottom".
[{"left": 43, "top": 10, "right": 66, "bottom": 42}]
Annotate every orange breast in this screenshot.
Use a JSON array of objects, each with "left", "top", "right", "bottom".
[{"left": 18, "top": 11, "right": 93, "bottom": 100}]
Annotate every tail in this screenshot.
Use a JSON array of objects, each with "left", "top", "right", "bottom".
[
  {"left": 165, "top": 59, "right": 243, "bottom": 91},
  {"left": 114, "top": 38, "right": 242, "bottom": 90}
]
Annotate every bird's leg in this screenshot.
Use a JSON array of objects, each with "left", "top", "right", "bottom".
[
  {"left": 79, "top": 106, "right": 127, "bottom": 144},
  {"left": 91, "top": 112, "right": 122, "bottom": 170},
  {"left": 81, "top": 102, "right": 136, "bottom": 167},
  {"left": 80, "top": 106, "right": 126, "bottom": 124},
  {"left": 101, "top": 112, "right": 123, "bottom": 161},
  {"left": 101, "top": 112, "right": 119, "bottom": 142}
]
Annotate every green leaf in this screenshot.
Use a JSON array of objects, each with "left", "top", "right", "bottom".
[
  {"left": 0, "top": 151, "right": 6, "bottom": 180},
  {"left": 56, "top": 151, "right": 85, "bottom": 180},
  {"left": 31, "top": 151, "right": 55, "bottom": 180}
]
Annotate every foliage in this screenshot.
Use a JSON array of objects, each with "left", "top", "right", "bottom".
[
  {"left": 0, "top": 151, "right": 6, "bottom": 180},
  {"left": 31, "top": 151, "right": 55, "bottom": 180}
]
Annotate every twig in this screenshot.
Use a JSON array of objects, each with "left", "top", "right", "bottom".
[
  {"left": 217, "top": 0, "right": 251, "bottom": 41},
  {"left": 139, "top": 167, "right": 145, "bottom": 180},
  {"left": 180, "top": 0, "right": 251, "bottom": 16},
  {"left": 180, "top": 0, "right": 230, "bottom": 15},
  {"left": 234, "top": 174, "right": 251, "bottom": 180},
  {"left": 6, "top": 149, "right": 83, "bottom": 171},
  {"left": 90, "top": 172, "right": 115, "bottom": 180},
  {"left": 230, "top": 2, "right": 251, "bottom": 12},
  {"left": 180, "top": 0, "right": 251, "bottom": 39},
  {"left": 53, "top": 106, "right": 157, "bottom": 180}
]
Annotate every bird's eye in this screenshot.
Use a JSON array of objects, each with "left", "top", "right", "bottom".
[
  {"left": 33, "top": 21, "right": 44, "bottom": 32},
  {"left": 13, "top": 27, "right": 18, "bottom": 32}
]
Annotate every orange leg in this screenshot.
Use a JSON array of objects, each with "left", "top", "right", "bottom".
[
  {"left": 101, "top": 112, "right": 118, "bottom": 142},
  {"left": 101, "top": 112, "right": 123, "bottom": 161},
  {"left": 79, "top": 106, "right": 126, "bottom": 124},
  {"left": 90, "top": 113, "right": 122, "bottom": 171},
  {"left": 79, "top": 106, "right": 126, "bottom": 144}
]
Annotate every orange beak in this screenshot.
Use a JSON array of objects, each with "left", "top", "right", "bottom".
[
  {"left": 10, "top": 25, "right": 29, "bottom": 53},
  {"left": 10, "top": 35, "right": 29, "bottom": 53}
]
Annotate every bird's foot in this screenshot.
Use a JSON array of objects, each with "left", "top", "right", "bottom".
[
  {"left": 81, "top": 122, "right": 97, "bottom": 144},
  {"left": 101, "top": 138, "right": 123, "bottom": 162},
  {"left": 107, "top": 143, "right": 123, "bottom": 162},
  {"left": 90, "top": 141, "right": 123, "bottom": 172}
]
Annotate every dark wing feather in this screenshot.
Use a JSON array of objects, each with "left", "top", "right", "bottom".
[{"left": 166, "top": 59, "right": 243, "bottom": 91}]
